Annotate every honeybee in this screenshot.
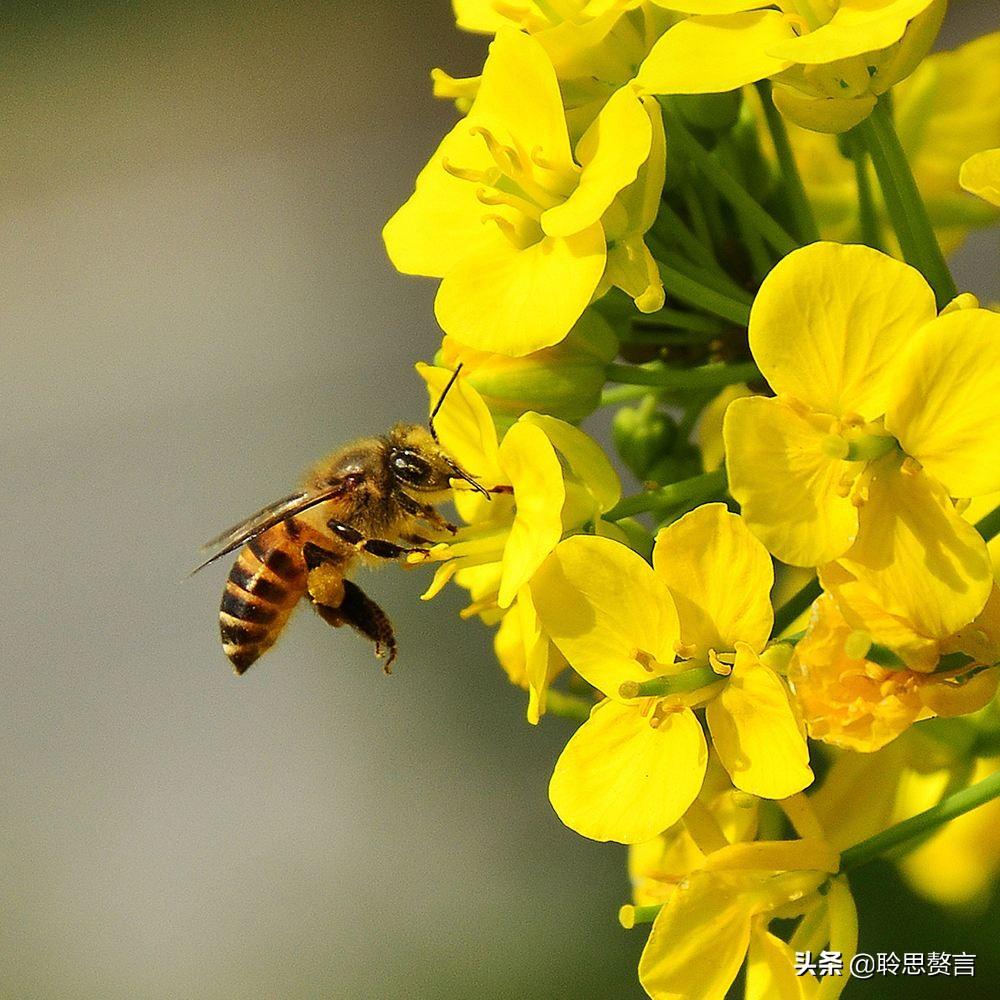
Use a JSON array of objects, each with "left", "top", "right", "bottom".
[{"left": 196, "top": 369, "right": 486, "bottom": 675}]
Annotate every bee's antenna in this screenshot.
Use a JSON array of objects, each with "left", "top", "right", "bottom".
[
  {"left": 427, "top": 362, "right": 491, "bottom": 500},
  {"left": 428, "top": 362, "right": 464, "bottom": 444}
]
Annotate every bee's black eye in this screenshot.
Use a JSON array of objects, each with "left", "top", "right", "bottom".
[{"left": 390, "top": 449, "right": 434, "bottom": 487}]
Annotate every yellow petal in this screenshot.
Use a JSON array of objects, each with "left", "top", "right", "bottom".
[
  {"left": 819, "top": 562, "right": 939, "bottom": 667},
  {"left": 707, "top": 645, "right": 813, "bottom": 799},
  {"left": 653, "top": 504, "right": 774, "bottom": 657},
  {"left": 746, "top": 928, "right": 810, "bottom": 1000},
  {"left": 542, "top": 86, "right": 651, "bottom": 238},
  {"left": 724, "top": 396, "right": 859, "bottom": 566},
  {"left": 383, "top": 121, "right": 503, "bottom": 277},
  {"left": 838, "top": 456, "right": 993, "bottom": 638},
  {"left": 497, "top": 420, "right": 566, "bottom": 608},
  {"left": 531, "top": 535, "right": 680, "bottom": 698},
  {"left": 452, "top": 0, "right": 511, "bottom": 33},
  {"left": 885, "top": 309, "right": 1000, "bottom": 498},
  {"left": 697, "top": 383, "right": 753, "bottom": 472},
  {"left": 520, "top": 412, "right": 622, "bottom": 511},
  {"left": 472, "top": 29, "right": 576, "bottom": 180},
  {"left": 549, "top": 701, "right": 707, "bottom": 844},
  {"left": 748, "top": 243, "right": 937, "bottom": 420},
  {"left": 515, "top": 584, "right": 567, "bottom": 725},
  {"left": 602, "top": 234, "right": 665, "bottom": 312},
  {"left": 768, "top": 0, "right": 939, "bottom": 65},
  {"left": 636, "top": 11, "right": 794, "bottom": 95},
  {"left": 649, "top": 0, "right": 774, "bottom": 11},
  {"left": 416, "top": 363, "right": 505, "bottom": 486},
  {"left": 435, "top": 225, "right": 606, "bottom": 356},
  {"left": 960, "top": 148, "right": 1000, "bottom": 207},
  {"left": 771, "top": 85, "right": 876, "bottom": 134},
  {"left": 639, "top": 870, "right": 755, "bottom": 1000}
]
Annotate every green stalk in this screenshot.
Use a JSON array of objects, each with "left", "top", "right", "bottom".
[
  {"left": 657, "top": 262, "right": 752, "bottom": 327},
  {"left": 605, "top": 469, "right": 727, "bottom": 521},
  {"left": 632, "top": 309, "right": 724, "bottom": 335},
  {"left": 849, "top": 133, "right": 883, "bottom": 250},
  {"left": 755, "top": 81, "right": 820, "bottom": 244},
  {"left": 840, "top": 767, "right": 1000, "bottom": 872},
  {"left": 976, "top": 504, "right": 1000, "bottom": 543},
  {"left": 661, "top": 101, "right": 799, "bottom": 257},
  {"left": 655, "top": 199, "right": 723, "bottom": 273},
  {"left": 607, "top": 360, "right": 760, "bottom": 391},
  {"left": 857, "top": 100, "right": 957, "bottom": 307},
  {"left": 681, "top": 179, "right": 714, "bottom": 249},
  {"left": 600, "top": 384, "right": 659, "bottom": 407},
  {"left": 543, "top": 690, "right": 594, "bottom": 722},
  {"left": 660, "top": 248, "right": 755, "bottom": 305},
  {"left": 772, "top": 577, "right": 822, "bottom": 637}
]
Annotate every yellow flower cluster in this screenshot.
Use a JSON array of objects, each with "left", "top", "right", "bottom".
[{"left": 379, "top": 3, "right": 1000, "bottom": 997}]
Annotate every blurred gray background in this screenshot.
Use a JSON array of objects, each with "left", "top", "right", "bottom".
[{"left": 2, "top": 2, "right": 997, "bottom": 998}]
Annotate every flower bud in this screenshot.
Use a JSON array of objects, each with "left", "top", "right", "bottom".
[
  {"left": 435, "top": 310, "right": 616, "bottom": 426},
  {"left": 612, "top": 397, "right": 678, "bottom": 481},
  {"left": 672, "top": 91, "right": 742, "bottom": 135}
]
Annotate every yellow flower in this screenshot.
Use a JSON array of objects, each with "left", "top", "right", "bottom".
[
  {"left": 637, "top": 0, "right": 946, "bottom": 132},
  {"left": 628, "top": 757, "right": 760, "bottom": 908},
  {"left": 531, "top": 504, "right": 812, "bottom": 844},
  {"left": 723, "top": 242, "right": 999, "bottom": 635},
  {"left": 788, "top": 593, "right": 1000, "bottom": 753},
  {"left": 637, "top": 834, "right": 854, "bottom": 1000},
  {"left": 757, "top": 33, "right": 1000, "bottom": 253},
  {"left": 417, "top": 365, "right": 622, "bottom": 720},
  {"left": 384, "top": 29, "right": 665, "bottom": 357},
  {"left": 961, "top": 147, "right": 1000, "bottom": 208},
  {"left": 435, "top": 308, "right": 617, "bottom": 426},
  {"left": 441, "top": 3, "right": 673, "bottom": 134}
]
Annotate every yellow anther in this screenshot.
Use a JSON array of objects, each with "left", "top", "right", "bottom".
[
  {"left": 469, "top": 125, "right": 521, "bottom": 176},
  {"left": 673, "top": 640, "right": 697, "bottom": 660},
  {"left": 441, "top": 157, "right": 498, "bottom": 185}
]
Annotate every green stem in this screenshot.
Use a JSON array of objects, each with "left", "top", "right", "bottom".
[
  {"left": 660, "top": 249, "right": 755, "bottom": 304},
  {"left": 840, "top": 767, "right": 1000, "bottom": 872},
  {"left": 655, "top": 198, "right": 723, "bottom": 273},
  {"left": 605, "top": 469, "right": 727, "bottom": 521},
  {"left": 755, "top": 81, "right": 820, "bottom": 244},
  {"left": 849, "top": 133, "right": 883, "bottom": 251},
  {"left": 607, "top": 360, "right": 759, "bottom": 391},
  {"left": 632, "top": 309, "right": 725, "bottom": 335},
  {"left": 681, "top": 179, "right": 714, "bottom": 250},
  {"left": 661, "top": 101, "right": 799, "bottom": 257},
  {"left": 600, "top": 385, "right": 660, "bottom": 407},
  {"left": 772, "top": 577, "right": 822, "bottom": 637},
  {"left": 857, "top": 100, "right": 957, "bottom": 307},
  {"left": 719, "top": 136, "right": 773, "bottom": 281},
  {"left": 976, "top": 504, "right": 1000, "bottom": 543},
  {"left": 543, "top": 690, "right": 594, "bottom": 722},
  {"left": 657, "top": 263, "right": 752, "bottom": 327}
]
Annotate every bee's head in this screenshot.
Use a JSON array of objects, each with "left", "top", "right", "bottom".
[{"left": 386, "top": 424, "right": 487, "bottom": 498}]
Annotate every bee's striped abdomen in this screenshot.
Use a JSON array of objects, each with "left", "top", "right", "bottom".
[{"left": 220, "top": 521, "right": 307, "bottom": 674}]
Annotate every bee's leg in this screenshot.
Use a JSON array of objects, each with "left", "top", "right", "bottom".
[
  {"left": 312, "top": 581, "right": 398, "bottom": 673},
  {"left": 393, "top": 490, "right": 458, "bottom": 535},
  {"left": 326, "top": 520, "right": 430, "bottom": 560}
]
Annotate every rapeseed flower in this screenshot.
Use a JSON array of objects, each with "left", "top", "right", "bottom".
[
  {"left": 531, "top": 504, "right": 812, "bottom": 843},
  {"left": 637, "top": 0, "right": 946, "bottom": 132},
  {"left": 724, "top": 242, "right": 1000, "bottom": 635},
  {"left": 384, "top": 28, "right": 665, "bottom": 357}
]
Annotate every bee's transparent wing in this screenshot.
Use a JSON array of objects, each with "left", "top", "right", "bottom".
[{"left": 193, "top": 481, "right": 352, "bottom": 573}]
